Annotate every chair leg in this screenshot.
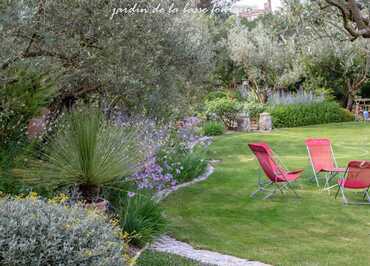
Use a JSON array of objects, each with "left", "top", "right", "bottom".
[
  {"left": 334, "top": 185, "right": 340, "bottom": 199},
  {"left": 263, "top": 187, "right": 277, "bottom": 199},
  {"left": 313, "top": 172, "right": 320, "bottom": 187},
  {"left": 324, "top": 172, "right": 329, "bottom": 189},
  {"left": 285, "top": 182, "right": 300, "bottom": 199},
  {"left": 340, "top": 186, "right": 348, "bottom": 204},
  {"left": 363, "top": 188, "right": 370, "bottom": 202},
  {"left": 250, "top": 179, "right": 273, "bottom": 198}
]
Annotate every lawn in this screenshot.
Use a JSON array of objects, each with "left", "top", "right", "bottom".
[
  {"left": 137, "top": 250, "right": 202, "bottom": 266},
  {"left": 161, "top": 122, "right": 370, "bottom": 266}
]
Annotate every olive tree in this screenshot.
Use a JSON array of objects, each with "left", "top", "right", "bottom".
[
  {"left": 228, "top": 23, "right": 303, "bottom": 103},
  {"left": 303, "top": 38, "right": 369, "bottom": 109},
  {"left": 0, "top": 0, "right": 215, "bottom": 117},
  {"left": 323, "top": 0, "right": 370, "bottom": 40}
]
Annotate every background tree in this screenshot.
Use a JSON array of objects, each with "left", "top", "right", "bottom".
[
  {"left": 303, "top": 38, "right": 369, "bottom": 109},
  {"left": 323, "top": 0, "right": 370, "bottom": 40},
  {"left": 228, "top": 23, "right": 303, "bottom": 103},
  {"left": 0, "top": 0, "right": 215, "bottom": 118}
]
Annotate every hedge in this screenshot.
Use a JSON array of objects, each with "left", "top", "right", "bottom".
[{"left": 269, "top": 101, "right": 354, "bottom": 128}]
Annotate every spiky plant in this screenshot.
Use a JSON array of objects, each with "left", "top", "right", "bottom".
[{"left": 20, "top": 108, "right": 143, "bottom": 200}]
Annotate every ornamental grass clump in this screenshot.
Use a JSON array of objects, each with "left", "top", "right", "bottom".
[
  {"left": 0, "top": 196, "right": 126, "bottom": 266},
  {"left": 17, "top": 108, "right": 143, "bottom": 201},
  {"left": 119, "top": 193, "right": 166, "bottom": 247}
]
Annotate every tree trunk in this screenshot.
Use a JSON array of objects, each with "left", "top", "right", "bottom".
[
  {"left": 346, "top": 94, "right": 354, "bottom": 111},
  {"left": 346, "top": 80, "right": 355, "bottom": 111}
]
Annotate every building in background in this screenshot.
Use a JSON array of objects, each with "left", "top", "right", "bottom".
[{"left": 232, "top": 0, "right": 276, "bottom": 20}]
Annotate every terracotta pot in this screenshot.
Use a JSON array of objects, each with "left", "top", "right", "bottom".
[{"left": 85, "top": 198, "right": 109, "bottom": 212}]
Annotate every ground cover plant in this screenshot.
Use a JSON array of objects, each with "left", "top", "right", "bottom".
[
  {"left": 161, "top": 122, "right": 370, "bottom": 266},
  {"left": 0, "top": 194, "right": 125, "bottom": 266}
]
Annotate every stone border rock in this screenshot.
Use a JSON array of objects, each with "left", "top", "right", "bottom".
[
  {"left": 151, "top": 236, "right": 270, "bottom": 266},
  {"left": 152, "top": 163, "right": 215, "bottom": 203}
]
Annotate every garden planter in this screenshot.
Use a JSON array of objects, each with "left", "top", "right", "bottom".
[
  {"left": 79, "top": 185, "right": 109, "bottom": 212},
  {"left": 84, "top": 198, "right": 109, "bottom": 212},
  {"left": 237, "top": 113, "right": 251, "bottom": 132},
  {"left": 259, "top": 112, "right": 272, "bottom": 131}
]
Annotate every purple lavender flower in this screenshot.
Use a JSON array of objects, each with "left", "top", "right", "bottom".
[
  {"left": 128, "top": 156, "right": 175, "bottom": 192},
  {"left": 128, "top": 191, "right": 136, "bottom": 198}
]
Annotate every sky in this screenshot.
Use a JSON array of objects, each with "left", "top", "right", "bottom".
[{"left": 233, "top": 0, "right": 282, "bottom": 12}]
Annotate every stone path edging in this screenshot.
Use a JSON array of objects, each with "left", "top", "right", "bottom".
[
  {"left": 151, "top": 235, "right": 270, "bottom": 266},
  {"left": 152, "top": 163, "right": 215, "bottom": 203}
]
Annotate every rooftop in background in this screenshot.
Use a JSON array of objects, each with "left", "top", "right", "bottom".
[{"left": 231, "top": 0, "right": 281, "bottom": 20}]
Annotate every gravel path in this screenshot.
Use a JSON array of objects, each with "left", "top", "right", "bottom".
[{"left": 151, "top": 236, "right": 270, "bottom": 266}]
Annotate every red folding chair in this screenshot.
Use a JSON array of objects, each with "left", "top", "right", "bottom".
[
  {"left": 335, "top": 161, "right": 370, "bottom": 204},
  {"left": 305, "top": 138, "right": 345, "bottom": 188},
  {"left": 248, "top": 143, "right": 303, "bottom": 199}
]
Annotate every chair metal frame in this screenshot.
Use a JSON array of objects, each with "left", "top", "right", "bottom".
[{"left": 249, "top": 143, "right": 302, "bottom": 199}]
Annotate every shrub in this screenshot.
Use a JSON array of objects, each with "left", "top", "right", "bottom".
[
  {"left": 0, "top": 196, "right": 125, "bottom": 266},
  {"left": 129, "top": 157, "right": 175, "bottom": 192},
  {"left": 240, "top": 101, "right": 266, "bottom": 120},
  {"left": 203, "top": 121, "right": 225, "bottom": 136},
  {"left": 120, "top": 193, "right": 166, "bottom": 247},
  {"left": 205, "top": 97, "right": 240, "bottom": 128},
  {"left": 206, "top": 91, "right": 228, "bottom": 101},
  {"left": 0, "top": 68, "right": 54, "bottom": 194},
  {"left": 17, "top": 108, "right": 143, "bottom": 201},
  {"left": 174, "top": 150, "right": 208, "bottom": 183},
  {"left": 0, "top": 68, "right": 54, "bottom": 150},
  {"left": 268, "top": 90, "right": 325, "bottom": 106},
  {"left": 269, "top": 101, "right": 354, "bottom": 128},
  {"left": 159, "top": 147, "right": 208, "bottom": 184}
]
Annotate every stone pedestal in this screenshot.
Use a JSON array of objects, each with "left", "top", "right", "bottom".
[
  {"left": 237, "top": 113, "right": 251, "bottom": 132},
  {"left": 259, "top": 112, "right": 272, "bottom": 131}
]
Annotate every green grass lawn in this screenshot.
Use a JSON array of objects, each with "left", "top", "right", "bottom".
[
  {"left": 161, "top": 122, "right": 370, "bottom": 266},
  {"left": 137, "top": 250, "right": 203, "bottom": 266}
]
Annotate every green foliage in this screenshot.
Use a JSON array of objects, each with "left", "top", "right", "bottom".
[
  {"left": 120, "top": 193, "right": 166, "bottom": 247},
  {"left": 206, "top": 91, "right": 228, "bottom": 101},
  {"left": 1, "top": 1, "right": 215, "bottom": 118},
  {"left": 137, "top": 251, "right": 202, "bottom": 266},
  {"left": 18, "top": 108, "right": 142, "bottom": 197},
  {"left": 0, "top": 196, "right": 125, "bottom": 266},
  {"left": 173, "top": 150, "right": 208, "bottom": 183},
  {"left": 203, "top": 121, "right": 225, "bottom": 136},
  {"left": 0, "top": 68, "right": 54, "bottom": 194},
  {"left": 240, "top": 102, "right": 266, "bottom": 120},
  {"left": 205, "top": 97, "right": 241, "bottom": 128},
  {"left": 0, "top": 68, "right": 54, "bottom": 148},
  {"left": 158, "top": 145, "right": 208, "bottom": 184},
  {"left": 269, "top": 101, "right": 354, "bottom": 128},
  {"left": 228, "top": 23, "right": 304, "bottom": 103}
]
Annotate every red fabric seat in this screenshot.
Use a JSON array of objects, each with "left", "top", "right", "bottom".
[
  {"left": 248, "top": 143, "right": 303, "bottom": 198},
  {"left": 338, "top": 161, "right": 370, "bottom": 189},
  {"left": 337, "top": 178, "right": 370, "bottom": 189},
  {"left": 336, "top": 161, "right": 370, "bottom": 204},
  {"left": 305, "top": 138, "right": 344, "bottom": 187}
]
